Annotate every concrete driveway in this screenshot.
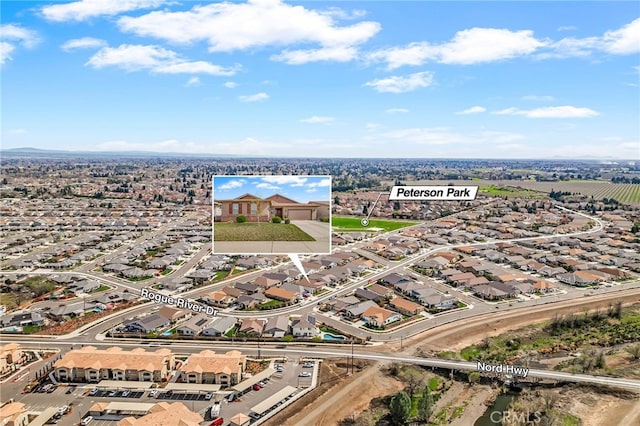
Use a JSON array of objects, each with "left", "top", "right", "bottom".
[{"left": 290, "top": 220, "right": 330, "bottom": 243}]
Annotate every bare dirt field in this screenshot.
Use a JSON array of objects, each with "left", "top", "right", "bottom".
[{"left": 264, "top": 359, "right": 403, "bottom": 426}]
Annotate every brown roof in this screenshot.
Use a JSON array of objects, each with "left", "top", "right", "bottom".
[
  {"left": 116, "top": 402, "right": 202, "bottom": 426},
  {"left": 389, "top": 297, "right": 422, "bottom": 313},
  {"left": 265, "top": 287, "right": 297, "bottom": 301},
  {"left": 181, "top": 350, "right": 245, "bottom": 375},
  {"left": 54, "top": 346, "right": 172, "bottom": 372}
]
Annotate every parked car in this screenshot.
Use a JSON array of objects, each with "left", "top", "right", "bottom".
[
  {"left": 209, "top": 418, "right": 224, "bottom": 426},
  {"left": 88, "top": 388, "right": 98, "bottom": 396},
  {"left": 204, "top": 392, "right": 213, "bottom": 400},
  {"left": 148, "top": 389, "right": 158, "bottom": 398},
  {"left": 108, "top": 390, "right": 117, "bottom": 397},
  {"left": 252, "top": 384, "right": 262, "bottom": 391},
  {"left": 80, "top": 416, "right": 93, "bottom": 425},
  {"left": 122, "top": 390, "right": 130, "bottom": 397},
  {"left": 65, "top": 388, "right": 74, "bottom": 394},
  {"left": 302, "top": 362, "right": 314, "bottom": 368},
  {"left": 298, "top": 371, "right": 311, "bottom": 377}
]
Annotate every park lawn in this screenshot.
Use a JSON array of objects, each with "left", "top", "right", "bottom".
[
  {"left": 214, "top": 223, "right": 315, "bottom": 241},
  {"left": 332, "top": 216, "right": 419, "bottom": 232}
]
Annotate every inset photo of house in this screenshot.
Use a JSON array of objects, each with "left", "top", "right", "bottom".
[{"left": 212, "top": 175, "right": 331, "bottom": 254}]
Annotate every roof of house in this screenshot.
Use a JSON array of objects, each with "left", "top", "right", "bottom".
[
  {"left": 264, "top": 316, "right": 289, "bottom": 333},
  {"left": 180, "top": 350, "right": 245, "bottom": 375},
  {"left": 116, "top": 402, "right": 203, "bottom": 426},
  {"left": 389, "top": 297, "right": 423, "bottom": 313},
  {"left": 265, "top": 287, "right": 297, "bottom": 301},
  {"left": 54, "top": 346, "right": 172, "bottom": 372}
]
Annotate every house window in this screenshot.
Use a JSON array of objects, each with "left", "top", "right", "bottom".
[
  {"left": 251, "top": 203, "right": 257, "bottom": 214},
  {"left": 232, "top": 203, "right": 239, "bottom": 214}
]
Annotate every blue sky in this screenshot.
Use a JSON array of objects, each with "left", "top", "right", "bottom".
[
  {"left": 213, "top": 175, "right": 330, "bottom": 202},
  {"left": 1, "top": 0, "right": 639, "bottom": 159}
]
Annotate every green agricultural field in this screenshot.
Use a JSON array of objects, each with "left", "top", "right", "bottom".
[
  {"left": 214, "top": 223, "right": 315, "bottom": 241},
  {"left": 479, "top": 185, "right": 544, "bottom": 199},
  {"left": 332, "top": 216, "right": 419, "bottom": 232}
]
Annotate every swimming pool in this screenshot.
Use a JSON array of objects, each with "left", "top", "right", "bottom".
[{"left": 321, "top": 332, "right": 346, "bottom": 341}]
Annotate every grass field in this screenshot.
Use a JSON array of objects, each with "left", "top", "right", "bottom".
[
  {"left": 332, "top": 216, "right": 419, "bottom": 232},
  {"left": 214, "top": 222, "right": 315, "bottom": 241}
]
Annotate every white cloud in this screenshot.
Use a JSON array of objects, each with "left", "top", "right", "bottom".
[
  {"left": 493, "top": 105, "right": 599, "bottom": 118},
  {"left": 61, "top": 37, "right": 106, "bottom": 51},
  {"left": 224, "top": 81, "right": 238, "bottom": 88},
  {"left": 307, "top": 178, "right": 331, "bottom": 188},
  {"left": 385, "top": 108, "right": 409, "bottom": 114},
  {"left": 557, "top": 26, "right": 577, "bottom": 32},
  {"left": 306, "top": 188, "right": 317, "bottom": 193},
  {"left": 368, "top": 127, "right": 464, "bottom": 145},
  {"left": 369, "top": 28, "right": 545, "bottom": 69},
  {"left": 86, "top": 44, "right": 238, "bottom": 76},
  {"left": 219, "top": 179, "right": 246, "bottom": 190},
  {"left": 541, "top": 18, "right": 640, "bottom": 59},
  {"left": 0, "top": 41, "right": 15, "bottom": 65},
  {"left": 300, "top": 116, "right": 335, "bottom": 124},
  {"left": 456, "top": 106, "right": 486, "bottom": 115},
  {"left": 522, "top": 95, "right": 555, "bottom": 101},
  {"left": 0, "top": 24, "right": 40, "bottom": 48},
  {"left": 320, "top": 7, "right": 367, "bottom": 21},
  {"left": 42, "top": 0, "right": 166, "bottom": 22},
  {"left": 118, "top": 0, "right": 380, "bottom": 64},
  {"left": 184, "top": 77, "right": 200, "bottom": 87},
  {"left": 602, "top": 17, "right": 640, "bottom": 55},
  {"left": 261, "top": 176, "right": 308, "bottom": 186},
  {"left": 364, "top": 71, "right": 434, "bottom": 93},
  {"left": 271, "top": 46, "right": 358, "bottom": 64},
  {"left": 365, "top": 127, "right": 525, "bottom": 146},
  {"left": 0, "top": 24, "right": 39, "bottom": 64},
  {"left": 238, "top": 92, "right": 269, "bottom": 102},
  {"left": 439, "top": 28, "right": 545, "bottom": 65},
  {"left": 255, "top": 182, "right": 280, "bottom": 190}
]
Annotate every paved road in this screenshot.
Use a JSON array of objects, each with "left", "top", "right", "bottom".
[{"left": 5, "top": 338, "right": 640, "bottom": 393}]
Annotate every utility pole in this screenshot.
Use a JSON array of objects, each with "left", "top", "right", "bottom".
[{"left": 351, "top": 340, "right": 354, "bottom": 374}]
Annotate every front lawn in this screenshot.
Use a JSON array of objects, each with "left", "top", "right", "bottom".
[{"left": 214, "top": 223, "right": 315, "bottom": 241}]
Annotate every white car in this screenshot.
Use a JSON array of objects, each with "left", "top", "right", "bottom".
[
  {"left": 148, "top": 389, "right": 158, "bottom": 398},
  {"left": 122, "top": 390, "right": 130, "bottom": 397},
  {"left": 298, "top": 371, "right": 311, "bottom": 377},
  {"left": 80, "top": 416, "right": 93, "bottom": 425},
  {"left": 204, "top": 393, "right": 213, "bottom": 400}
]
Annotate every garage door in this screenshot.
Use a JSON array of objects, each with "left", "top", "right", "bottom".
[{"left": 288, "top": 209, "right": 312, "bottom": 220}]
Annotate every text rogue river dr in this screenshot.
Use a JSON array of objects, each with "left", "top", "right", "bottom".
[{"left": 141, "top": 288, "right": 217, "bottom": 316}]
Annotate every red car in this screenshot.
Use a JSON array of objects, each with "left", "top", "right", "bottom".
[
  {"left": 252, "top": 384, "right": 262, "bottom": 391},
  {"left": 209, "top": 418, "right": 224, "bottom": 426}
]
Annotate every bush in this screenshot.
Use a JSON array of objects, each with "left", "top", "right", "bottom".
[
  {"left": 272, "top": 216, "right": 282, "bottom": 223},
  {"left": 319, "top": 217, "right": 330, "bottom": 222},
  {"left": 236, "top": 215, "right": 247, "bottom": 223},
  {"left": 284, "top": 217, "right": 290, "bottom": 224}
]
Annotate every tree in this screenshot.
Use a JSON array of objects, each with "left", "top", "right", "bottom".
[
  {"left": 417, "top": 385, "right": 434, "bottom": 422},
  {"left": 398, "top": 366, "right": 424, "bottom": 398},
  {"left": 389, "top": 391, "right": 411, "bottom": 426}
]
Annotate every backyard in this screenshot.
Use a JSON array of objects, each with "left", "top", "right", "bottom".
[{"left": 213, "top": 222, "right": 315, "bottom": 241}]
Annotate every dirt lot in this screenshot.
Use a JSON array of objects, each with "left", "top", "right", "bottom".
[{"left": 264, "top": 359, "right": 403, "bottom": 426}]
